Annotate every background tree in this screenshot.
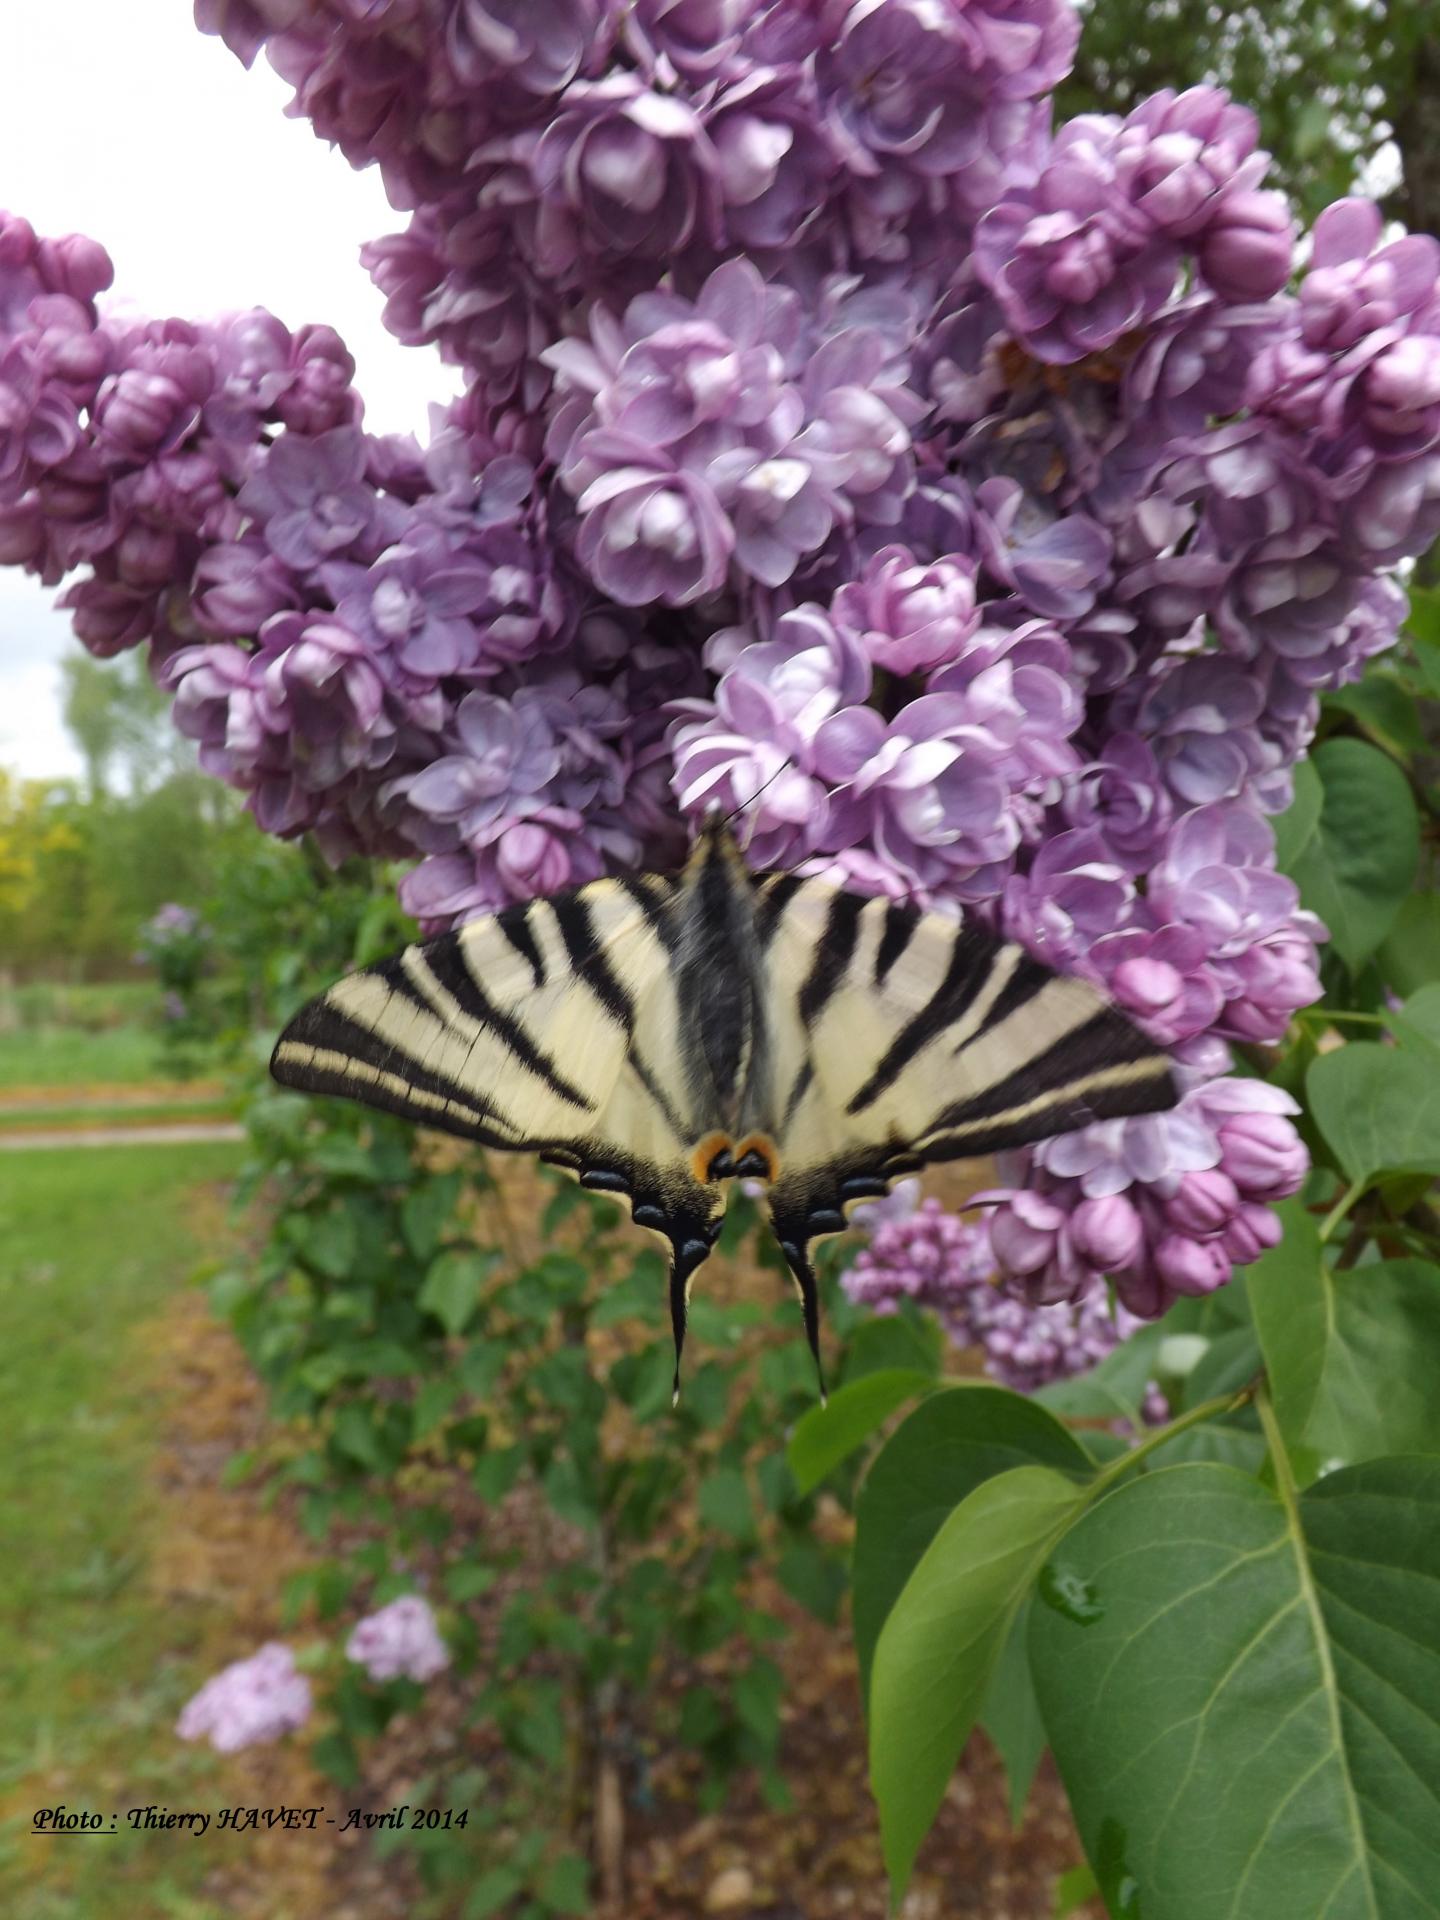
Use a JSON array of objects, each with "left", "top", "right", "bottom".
[
  {"left": 1062, "top": 0, "right": 1434, "bottom": 232},
  {"left": 60, "top": 650, "right": 198, "bottom": 800}
]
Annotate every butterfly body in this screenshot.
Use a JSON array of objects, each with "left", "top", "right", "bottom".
[{"left": 271, "top": 821, "right": 1178, "bottom": 1400}]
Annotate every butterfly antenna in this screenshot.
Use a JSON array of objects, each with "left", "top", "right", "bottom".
[{"left": 718, "top": 756, "right": 796, "bottom": 848}]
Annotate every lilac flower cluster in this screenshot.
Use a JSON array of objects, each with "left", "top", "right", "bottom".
[
  {"left": 3, "top": 6, "right": 1432, "bottom": 1317},
  {"left": 844, "top": 1187, "right": 1147, "bottom": 1394},
  {"left": 146, "top": 902, "right": 202, "bottom": 937},
  {"left": 176, "top": 1595, "right": 449, "bottom": 1754},
  {"left": 175, "top": 1641, "right": 312, "bottom": 1753},
  {"left": 985, "top": 1074, "right": 1307, "bottom": 1316},
  {"left": 345, "top": 1594, "right": 450, "bottom": 1683}
]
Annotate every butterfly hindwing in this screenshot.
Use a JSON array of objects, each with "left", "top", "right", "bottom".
[{"left": 757, "top": 877, "right": 1177, "bottom": 1338}]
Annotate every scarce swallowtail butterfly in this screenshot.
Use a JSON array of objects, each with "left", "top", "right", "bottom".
[{"left": 270, "top": 820, "right": 1178, "bottom": 1402}]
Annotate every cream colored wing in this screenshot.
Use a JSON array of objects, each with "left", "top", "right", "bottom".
[
  {"left": 271, "top": 874, "right": 726, "bottom": 1390},
  {"left": 753, "top": 877, "right": 1177, "bottom": 1385}
]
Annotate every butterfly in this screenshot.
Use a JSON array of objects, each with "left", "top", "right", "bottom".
[{"left": 270, "top": 820, "right": 1178, "bottom": 1402}]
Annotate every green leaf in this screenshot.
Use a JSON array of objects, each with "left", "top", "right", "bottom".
[
  {"left": 1378, "top": 891, "right": 1440, "bottom": 997},
  {"left": 295, "top": 1206, "right": 358, "bottom": 1280},
  {"left": 460, "top": 1338, "right": 506, "bottom": 1399},
  {"left": 1031, "top": 1458, "right": 1440, "bottom": 1920},
  {"left": 786, "top": 1368, "right": 936, "bottom": 1495},
  {"left": 1139, "top": 1420, "right": 1266, "bottom": 1474},
  {"left": 590, "top": 1252, "right": 666, "bottom": 1328},
  {"left": 543, "top": 1455, "right": 599, "bottom": 1531},
  {"left": 349, "top": 1338, "right": 421, "bottom": 1379},
  {"left": 1251, "top": 1203, "right": 1440, "bottom": 1468},
  {"left": 1308, "top": 1042, "right": 1440, "bottom": 1185},
  {"left": 411, "top": 1377, "right": 459, "bottom": 1439},
  {"left": 1322, "top": 676, "right": 1424, "bottom": 759},
  {"left": 465, "top": 1866, "right": 526, "bottom": 1919},
  {"left": 310, "top": 1730, "right": 360, "bottom": 1789},
  {"left": 1292, "top": 93, "right": 1331, "bottom": 159},
  {"left": 1052, "top": 1862, "right": 1100, "bottom": 1919},
  {"left": 444, "top": 1559, "right": 497, "bottom": 1603},
  {"left": 1034, "top": 1321, "right": 1167, "bottom": 1423},
  {"left": 401, "top": 1173, "right": 460, "bottom": 1261},
  {"left": 331, "top": 1404, "right": 386, "bottom": 1472},
  {"left": 1284, "top": 738, "right": 1419, "bottom": 971},
  {"left": 472, "top": 1444, "right": 524, "bottom": 1503},
  {"left": 841, "top": 1306, "right": 944, "bottom": 1381},
  {"left": 853, "top": 1386, "right": 1093, "bottom": 1698},
  {"left": 870, "top": 1465, "right": 1089, "bottom": 1897},
  {"left": 1271, "top": 755, "right": 1322, "bottom": 873},
  {"left": 536, "top": 1852, "right": 590, "bottom": 1915},
  {"left": 309, "top": 1134, "right": 382, "bottom": 1180},
  {"left": 1406, "top": 584, "right": 1440, "bottom": 662},
  {"left": 775, "top": 1540, "right": 847, "bottom": 1624},
  {"left": 1391, "top": 983, "right": 1440, "bottom": 1058},
  {"left": 610, "top": 1341, "right": 674, "bottom": 1421},
  {"left": 980, "top": 1596, "right": 1047, "bottom": 1829},
  {"left": 734, "top": 1655, "right": 784, "bottom": 1747},
  {"left": 418, "top": 1248, "right": 490, "bottom": 1336},
  {"left": 696, "top": 1467, "right": 754, "bottom": 1541},
  {"left": 1176, "top": 1322, "right": 1260, "bottom": 1407}
]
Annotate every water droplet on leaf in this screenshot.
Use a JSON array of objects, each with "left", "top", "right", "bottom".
[{"left": 1038, "top": 1561, "right": 1104, "bottom": 1624}]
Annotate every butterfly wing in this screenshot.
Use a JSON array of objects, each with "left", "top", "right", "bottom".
[
  {"left": 754, "top": 877, "right": 1178, "bottom": 1382},
  {"left": 270, "top": 874, "right": 725, "bottom": 1385}
]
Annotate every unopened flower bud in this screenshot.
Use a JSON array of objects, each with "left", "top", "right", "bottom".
[
  {"left": 1070, "top": 1194, "right": 1144, "bottom": 1272},
  {"left": 1154, "top": 1232, "right": 1232, "bottom": 1297}
]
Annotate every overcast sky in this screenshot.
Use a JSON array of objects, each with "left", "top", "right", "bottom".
[{"left": 0, "top": 2, "right": 450, "bottom": 781}]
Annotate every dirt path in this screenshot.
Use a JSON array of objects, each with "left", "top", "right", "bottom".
[
  {"left": 0, "top": 1121, "right": 245, "bottom": 1150},
  {"left": 0, "top": 1079, "right": 229, "bottom": 1111},
  {"left": 0, "top": 1076, "right": 242, "bottom": 1150}
]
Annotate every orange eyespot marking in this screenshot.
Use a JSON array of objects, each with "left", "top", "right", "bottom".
[
  {"left": 692, "top": 1131, "right": 733, "bottom": 1184},
  {"left": 731, "top": 1134, "right": 779, "bottom": 1184}
]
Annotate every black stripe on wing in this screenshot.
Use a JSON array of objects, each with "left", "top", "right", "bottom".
[
  {"left": 893, "top": 1004, "right": 1178, "bottom": 1171},
  {"left": 928, "top": 1004, "right": 1164, "bottom": 1137},
  {"left": 495, "top": 901, "right": 547, "bottom": 989},
  {"left": 798, "top": 890, "right": 866, "bottom": 1027},
  {"left": 846, "top": 925, "right": 1001, "bottom": 1115},
  {"left": 548, "top": 893, "right": 636, "bottom": 1032},
  {"left": 957, "top": 949, "right": 1053, "bottom": 1049},
  {"left": 873, "top": 901, "right": 921, "bottom": 986},
  {"left": 270, "top": 996, "right": 521, "bottom": 1146},
  {"left": 615, "top": 873, "right": 679, "bottom": 948},
  {"left": 897, "top": 1065, "right": 1178, "bottom": 1170},
  {"left": 418, "top": 931, "right": 593, "bottom": 1109},
  {"left": 755, "top": 872, "right": 803, "bottom": 944}
]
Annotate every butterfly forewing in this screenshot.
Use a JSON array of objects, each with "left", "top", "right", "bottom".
[
  {"left": 758, "top": 874, "right": 1176, "bottom": 1239},
  {"left": 270, "top": 873, "right": 726, "bottom": 1392}
]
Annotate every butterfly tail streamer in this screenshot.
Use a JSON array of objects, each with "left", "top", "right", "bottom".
[
  {"left": 668, "top": 1232, "right": 715, "bottom": 1407},
  {"left": 777, "top": 1239, "right": 829, "bottom": 1408}
]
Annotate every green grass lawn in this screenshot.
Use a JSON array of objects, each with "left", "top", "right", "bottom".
[
  {"left": 10, "top": 983, "right": 156, "bottom": 1028},
  {"left": 0, "top": 1024, "right": 175, "bottom": 1090},
  {"left": 0, "top": 1141, "right": 248, "bottom": 1918}
]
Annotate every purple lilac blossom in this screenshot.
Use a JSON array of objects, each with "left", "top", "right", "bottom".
[
  {"left": 175, "top": 1642, "right": 312, "bottom": 1753},
  {"left": 843, "top": 1192, "right": 1150, "bottom": 1395},
  {"left": 0, "top": 5, "right": 1429, "bottom": 1320},
  {"left": 345, "top": 1594, "right": 450, "bottom": 1683},
  {"left": 979, "top": 1074, "right": 1307, "bottom": 1315}
]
